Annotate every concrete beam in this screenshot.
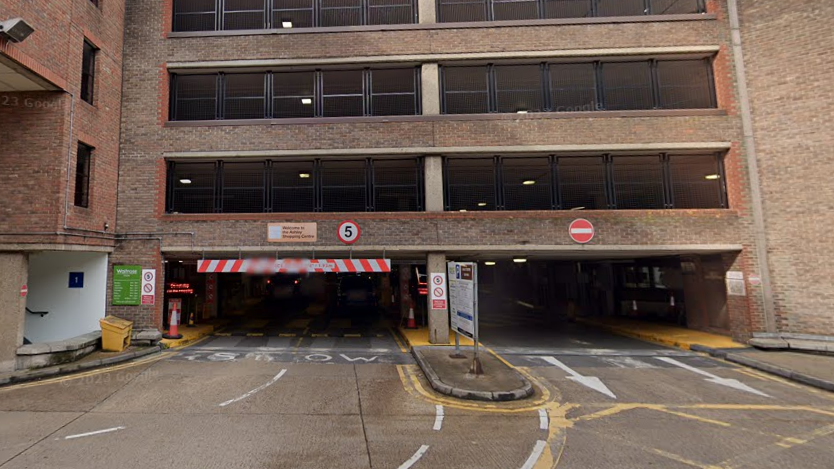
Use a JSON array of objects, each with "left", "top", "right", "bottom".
[
  {"left": 417, "top": 0, "right": 436, "bottom": 24},
  {"left": 0, "top": 244, "right": 115, "bottom": 253},
  {"left": 164, "top": 142, "right": 732, "bottom": 159},
  {"left": 424, "top": 156, "right": 444, "bottom": 212},
  {"left": 166, "top": 46, "right": 721, "bottom": 70},
  {"left": 421, "top": 63, "right": 440, "bottom": 115}
]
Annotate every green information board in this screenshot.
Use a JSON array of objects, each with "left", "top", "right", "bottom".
[{"left": 112, "top": 265, "right": 142, "bottom": 306}]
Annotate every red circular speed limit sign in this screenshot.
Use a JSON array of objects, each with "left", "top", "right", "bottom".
[
  {"left": 337, "top": 220, "right": 361, "bottom": 245},
  {"left": 568, "top": 219, "right": 595, "bottom": 244}
]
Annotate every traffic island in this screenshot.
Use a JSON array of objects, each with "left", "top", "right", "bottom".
[{"left": 412, "top": 346, "right": 534, "bottom": 401}]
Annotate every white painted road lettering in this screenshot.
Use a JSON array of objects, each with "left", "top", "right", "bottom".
[
  {"left": 219, "top": 369, "right": 287, "bottom": 407},
  {"left": 304, "top": 354, "right": 333, "bottom": 362},
  {"left": 207, "top": 352, "right": 238, "bottom": 362},
  {"left": 339, "top": 354, "right": 378, "bottom": 363}
]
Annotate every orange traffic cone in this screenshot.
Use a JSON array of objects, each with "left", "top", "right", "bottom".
[
  {"left": 406, "top": 300, "right": 417, "bottom": 329},
  {"left": 163, "top": 306, "right": 183, "bottom": 339}
]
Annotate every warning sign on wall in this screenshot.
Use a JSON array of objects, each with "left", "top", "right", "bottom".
[{"left": 430, "top": 273, "right": 447, "bottom": 310}]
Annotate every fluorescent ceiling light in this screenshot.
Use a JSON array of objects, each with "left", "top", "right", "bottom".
[
  {"left": 513, "top": 257, "right": 528, "bottom": 263},
  {"left": 179, "top": 178, "right": 192, "bottom": 184},
  {"left": 516, "top": 110, "right": 528, "bottom": 114},
  {"left": 705, "top": 174, "right": 721, "bottom": 180},
  {"left": 570, "top": 206, "right": 585, "bottom": 211},
  {"left": 459, "top": 209, "right": 467, "bottom": 212},
  {"left": 477, "top": 202, "right": 487, "bottom": 207},
  {"left": 298, "top": 172, "right": 311, "bottom": 179},
  {"left": 522, "top": 180, "right": 536, "bottom": 185},
  {"left": 484, "top": 261, "right": 496, "bottom": 266},
  {"left": 301, "top": 98, "right": 312, "bottom": 105},
  {"left": 282, "top": 21, "right": 293, "bottom": 28}
]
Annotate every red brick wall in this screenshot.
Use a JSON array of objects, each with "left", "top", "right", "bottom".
[
  {"left": 739, "top": 0, "right": 834, "bottom": 336},
  {"left": 0, "top": 0, "right": 125, "bottom": 248}
]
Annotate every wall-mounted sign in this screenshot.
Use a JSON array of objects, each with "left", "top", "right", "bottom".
[
  {"left": 337, "top": 220, "right": 361, "bottom": 245},
  {"left": 430, "top": 273, "right": 447, "bottom": 310},
  {"left": 141, "top": 269, "right": 156, "bottom": 305},
  {"left": 69, "top": 272, "right": 84, "bottom": 289},
  {"left": 568, "top": 219, "right": 595, "bottom": 244},
  {"left": 166, "top": 282, "right": 194, "bottom": 295},
  {"left": 726, "top": 271, "right": 746, "bottom": 296},
  {"left": 112, "top": 265, "right": 142, "bottom": 306},
  {"left": 268, "top": 223, "right": 317, "bottom": 243}
]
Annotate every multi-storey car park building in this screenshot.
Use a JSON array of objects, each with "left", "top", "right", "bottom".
[{"left": 0, "top": 0, "right": 832, "bottom": 371}]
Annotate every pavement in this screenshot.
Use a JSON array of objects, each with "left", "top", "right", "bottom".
[
  {"left": 3, "top": 298, "right": 834, "bottom": 468},
  {"left": 723, "top": 350, "right": 834, "bottom": 392}
]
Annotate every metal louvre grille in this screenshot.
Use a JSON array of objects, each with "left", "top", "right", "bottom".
[
  {"left": 74, "top": 144, "right": 92, "bottom": 208},
  {"left": 657, "top": 60, "right": 714, "bottom": 109},
  {"left": 320, "top": 0, "right": 363, "bottom": 26},
  {"left": 173, "top": 0, "right": 217, "bottom": 32},
  {"left": 596, "top": 0, "right": 646, "bottom": 16},
  {"left": 320, "top": 160, "right": 368, "bottom": 212},
  {"left": 601, "top": 62, "right": 654, "bottom": 111},
  {"left": 322, "top": 70, "right": 365, "bottom": 117},
  {"left": 668, "top": 154, "right": 724, "bottom": 209},
  {"left": 650, "top": 0, "right": 701, "bottom": 14},
  {"left": 224, "top": 73, "right": 266, "bottom": 119},
  {"left": 173, "top": 75, "right": 217, "bottom": 121},
  {"left": 170, "top": 163, "right": 217, "bottom": 213},
  {"left": 370, "top": 68, "right": 417, "bottom": 116},
  {"left": 557, "top": 157, "right": 607, "bottom": 210},
  {"left": 223, "top": 0, "right": 266, "bottom": 29},
  {"left": 492, "top": 0, "right": 539, "bottom": 20},
  {"left": 494, "top": 65, "right": 544, "bottom": 113},
  {"left": 445, "top": 158, "right": 496, "bottom": 211},
  {"left": 502, "top": 157, "right": 552, "bottom": 210},
  {"left": 272, "top": 160, "right": 316, "bottom": 212},
  {"left": 544, "top": 0, "right": 593, "bottom": 18},
  {"left": 438, "top": 0, "right": 487, "bottom": 22},
  {"left": 612, "top": 156, "right": 665, "bottom": 209},
  {"left": 273, "top": 71, "right": 315, "bottom": 118},
  {"left": 273, "top": 0, "right": 315, "bottom": 28},
  {"left": 373, "top": 159, "right": 421, "bottom": 211},
  {"left": 442, "top": 66, "right": 489, "bottom": 114},
  {"left": 368, "top": 0, "right": 415, "bottom": 24},
  {"left": 550, "top": 63, "right": 597, "bottom": 112},
  {"left": 222, "top": 162, "right": 266, "bottom": 213}
]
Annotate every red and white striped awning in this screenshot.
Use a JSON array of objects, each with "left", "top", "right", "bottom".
[{"left": 196, "top": 258, "right": 391, "bottom": 274}]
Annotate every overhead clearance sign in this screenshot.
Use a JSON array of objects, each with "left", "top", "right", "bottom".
[{"left": 197, "top": 258, "right": 391, "bottom": 274}]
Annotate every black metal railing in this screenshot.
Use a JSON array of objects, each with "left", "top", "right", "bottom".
[
  {"left": 437, "top": 0, "right": 705, "bottom": 23},
  {"left": 443, "top": 153, "right": 727, "bottom": 211},
  {"left": 173, "top": 0, "right": 417, "bottom": 32},
  {"left": 440, "top": 58, "right": 716, "bottom": 114},
  {"left": 170, "top": 67, "right": 421, "bottom": 121},
  {"left": 167, "top": 158, "right": 425, "bottom": 213}
]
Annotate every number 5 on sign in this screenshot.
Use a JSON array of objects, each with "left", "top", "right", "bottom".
[{"left": 337, "top": 220, "right": 361, "bottom": 245}]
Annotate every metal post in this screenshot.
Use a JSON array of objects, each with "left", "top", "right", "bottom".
[
  {"left": 469, "top": 262, "right": 483, "bottom": 375},
  {"left": 448, "top": 260, "right": 465, "bottom": 359}
]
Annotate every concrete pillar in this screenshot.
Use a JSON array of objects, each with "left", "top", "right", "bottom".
[
  {"left": 417, "top": 0, "right": 436, "bottom": 24},
  {"left": 427, "top": 252, "right": 449, "bottom": 344},
  {"left": 424, "top": 155, "right": 444, "bottom": 212},
  {"left": 0, "top": 253, "right": 28, "bottom": 372},
  {"left": 421, "top": 63, "right": 440, "bottom": 116}
]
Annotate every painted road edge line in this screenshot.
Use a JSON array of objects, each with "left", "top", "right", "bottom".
[
  {"left": 520, "top": 440, "right": 548, "bottom": 469},
  {"left": 219, "top": 369, "right": 287, "bottom": 407},
  {"left": 433, "top": 405, "right": 444, "bottom": 431},
  {"left": 61, "top": 426, "right": 126, "bottom": 440},
  {"left": 398, "top": 445, "right": 430, "bottom": 469},
  {"left": 538, "top": 408, "right": 549, "bottom": 430}
]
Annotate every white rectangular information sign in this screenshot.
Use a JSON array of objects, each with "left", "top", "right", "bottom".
[{"left": 447, "top": 262, "right": 477, "bottom": 339}]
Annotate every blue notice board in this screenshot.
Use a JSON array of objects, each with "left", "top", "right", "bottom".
[{"left": 69, "top": 272, "right": 84, "bottom": 289}]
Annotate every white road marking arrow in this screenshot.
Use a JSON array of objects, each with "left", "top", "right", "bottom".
[
  {"left": 533, "top": 356, "right": 616, "bottom": 399},
  {"left": 655, "top": 357, "right": 770, "bottom": 397}
]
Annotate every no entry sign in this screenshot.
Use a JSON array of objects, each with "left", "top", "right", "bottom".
[
  {"left": 568, "top": 219, "right": 595, "bottom": 244},
  {"left": 20, "top": 285, "right": 27, "bottom": 297}
]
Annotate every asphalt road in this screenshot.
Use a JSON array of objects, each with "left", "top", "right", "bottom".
[{"left": 2, "top": 315, "right": 834, "bottom": 468}]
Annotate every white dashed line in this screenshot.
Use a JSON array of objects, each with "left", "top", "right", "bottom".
[
  {"left": 520, "top": 440, "right": 547, "bottom": 469},
  {"left": 60, "top": 427, "right": 125, "bottom": 440},
  {"left": 538, "top": 408, "right": 549, "bottom": 430},
  {"left": 218, "top": 369, "right": 287, "bottom": 407},
  {"left": 433, "top": 405, "right": 444, "bottom": 431},
  {"left": 398, "top": 445, "right": 430, "bottom": 469}
]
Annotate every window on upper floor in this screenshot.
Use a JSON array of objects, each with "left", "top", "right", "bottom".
[
  {"left": 74, "top": 143, "right": 93, "bottom": 208},
  {"left": 437, "top": 0, "right": 705, "bottom": 22},
  {"left": 440, "top": 58, "right": 716, "bottom": 114},
  {"left": 172, "top": 0, "right": 416, "bottom": 32},
  {"left": 170, "top": 67, "right": 421, "bottom": 121},
  {"left": 80, "top": 40, "right": 97, "bottom": 104},
  {"left": 443, "top": 153, "right": 727, "bottom": 211},
  {"left": 166, "top": 158, "right": 424, "bottom": 213}
]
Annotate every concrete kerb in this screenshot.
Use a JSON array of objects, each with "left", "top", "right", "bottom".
[
  {"left": 723, "top": 353, "right": 834, "bottom": 393},
  {"left": 0, "top": 345, "right": 163, "bottom": 387},
  {"left": 411, "top": 347, "right": 534, "bottom": 402}
]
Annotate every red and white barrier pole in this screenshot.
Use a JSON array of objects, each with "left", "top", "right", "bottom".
[{"left": 163, "top": 304, "right": 183, "bottom": 339}]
